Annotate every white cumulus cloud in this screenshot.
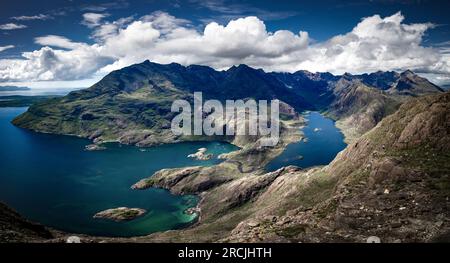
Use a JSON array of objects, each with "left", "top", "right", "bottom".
[
  {"left": 81, "top": 13, "right": 108, "bottom": 28},
  {"left": 293, "top": 12, "right": 446, "bottom": 75},
  {"left": 34, "top": 35, "right": 87, "bottom": 50},
  {"left": 0, "top": 11, "right": 449, "bottom": 85},
  {"left": 0, "top": 46, "right": 112, "bottom": 81}
]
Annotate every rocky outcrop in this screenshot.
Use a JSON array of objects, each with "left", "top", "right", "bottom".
[
  {"left": 93, "top": 207, "right": 146, "bottom": 222},
  {"left": 187, "top": 148, "right": 213, "bottom": 160},
  {"left": 202, "top": 166, "right": 303, "bottom": 216},
  {"left": 131, "top": 166, "right": 203, "bottom": 192},
  {"left": 85, "top": 144, "right": 106, "bottom": 151}
]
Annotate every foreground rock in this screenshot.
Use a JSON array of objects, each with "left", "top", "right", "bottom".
[{"left": 93, "top": 207, "right": 146, "bottom": 222}]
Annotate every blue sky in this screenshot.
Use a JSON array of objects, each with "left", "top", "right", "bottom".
[{"left": 0, "top": 0, "right": 449, "bottom": 88}]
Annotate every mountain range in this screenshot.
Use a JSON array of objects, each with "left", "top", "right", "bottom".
[{"left": 12, "top": 60, "right": 443, "bottom": 145}]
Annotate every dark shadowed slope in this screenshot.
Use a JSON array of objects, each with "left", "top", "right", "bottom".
[{"left": 0, "top": 202, "right": 53, "bottom": 243}]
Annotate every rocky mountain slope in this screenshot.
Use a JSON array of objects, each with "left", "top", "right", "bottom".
[
  {"left": 351, "top": 70, "right": 443, "bottom": 95},
  {"left": 325, "top": 78, "right": 400, "bottom": 142},
  {"left": 272, "top": 69, "right": 443, "bottom": 141},
  {"left": 124, "top": 91, "right": 448, "bottom": 243},
  {"left": 222, "top": 91, "right": 450, "bottom": 242}
]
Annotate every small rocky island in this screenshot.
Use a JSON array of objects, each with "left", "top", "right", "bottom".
[
  {"left": 93, "top": 207, "right": 146, "bottom": 222},
  {"left": 187, "top": 148, "right": 213, "bottom": 160},
  {"left": 85, "top": 144, "right": 106, "bottom": 151}
]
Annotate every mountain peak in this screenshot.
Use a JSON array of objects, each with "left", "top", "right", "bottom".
[
  {"left": 394, "top": 69, "right": 444, "bottom": 94},
  {"left": 341, "top": 72, "right": 354, "bottom": 81},
  {"left": 343, "top": 72, "right": 352, "bottom": 76},
  {"left": 401, "top": 69, "right": 415, "bottom": 75},
  {"left": 228, "top": 64, "right": 253, "bottom": 71},
  {"left": 226, "top": 64, "right": 267, "bottom": 75}
]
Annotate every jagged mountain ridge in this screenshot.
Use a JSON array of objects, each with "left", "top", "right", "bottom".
[{"left": 12, "top": 60, "right": 443, "bottom": 146}]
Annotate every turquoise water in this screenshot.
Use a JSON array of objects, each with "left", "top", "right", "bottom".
[
  {"left": 0, "top": 107, "right": 238, "bottom": 237},
  {"left": 266, "top": 112, "right": 347, "bottom": 171}
]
